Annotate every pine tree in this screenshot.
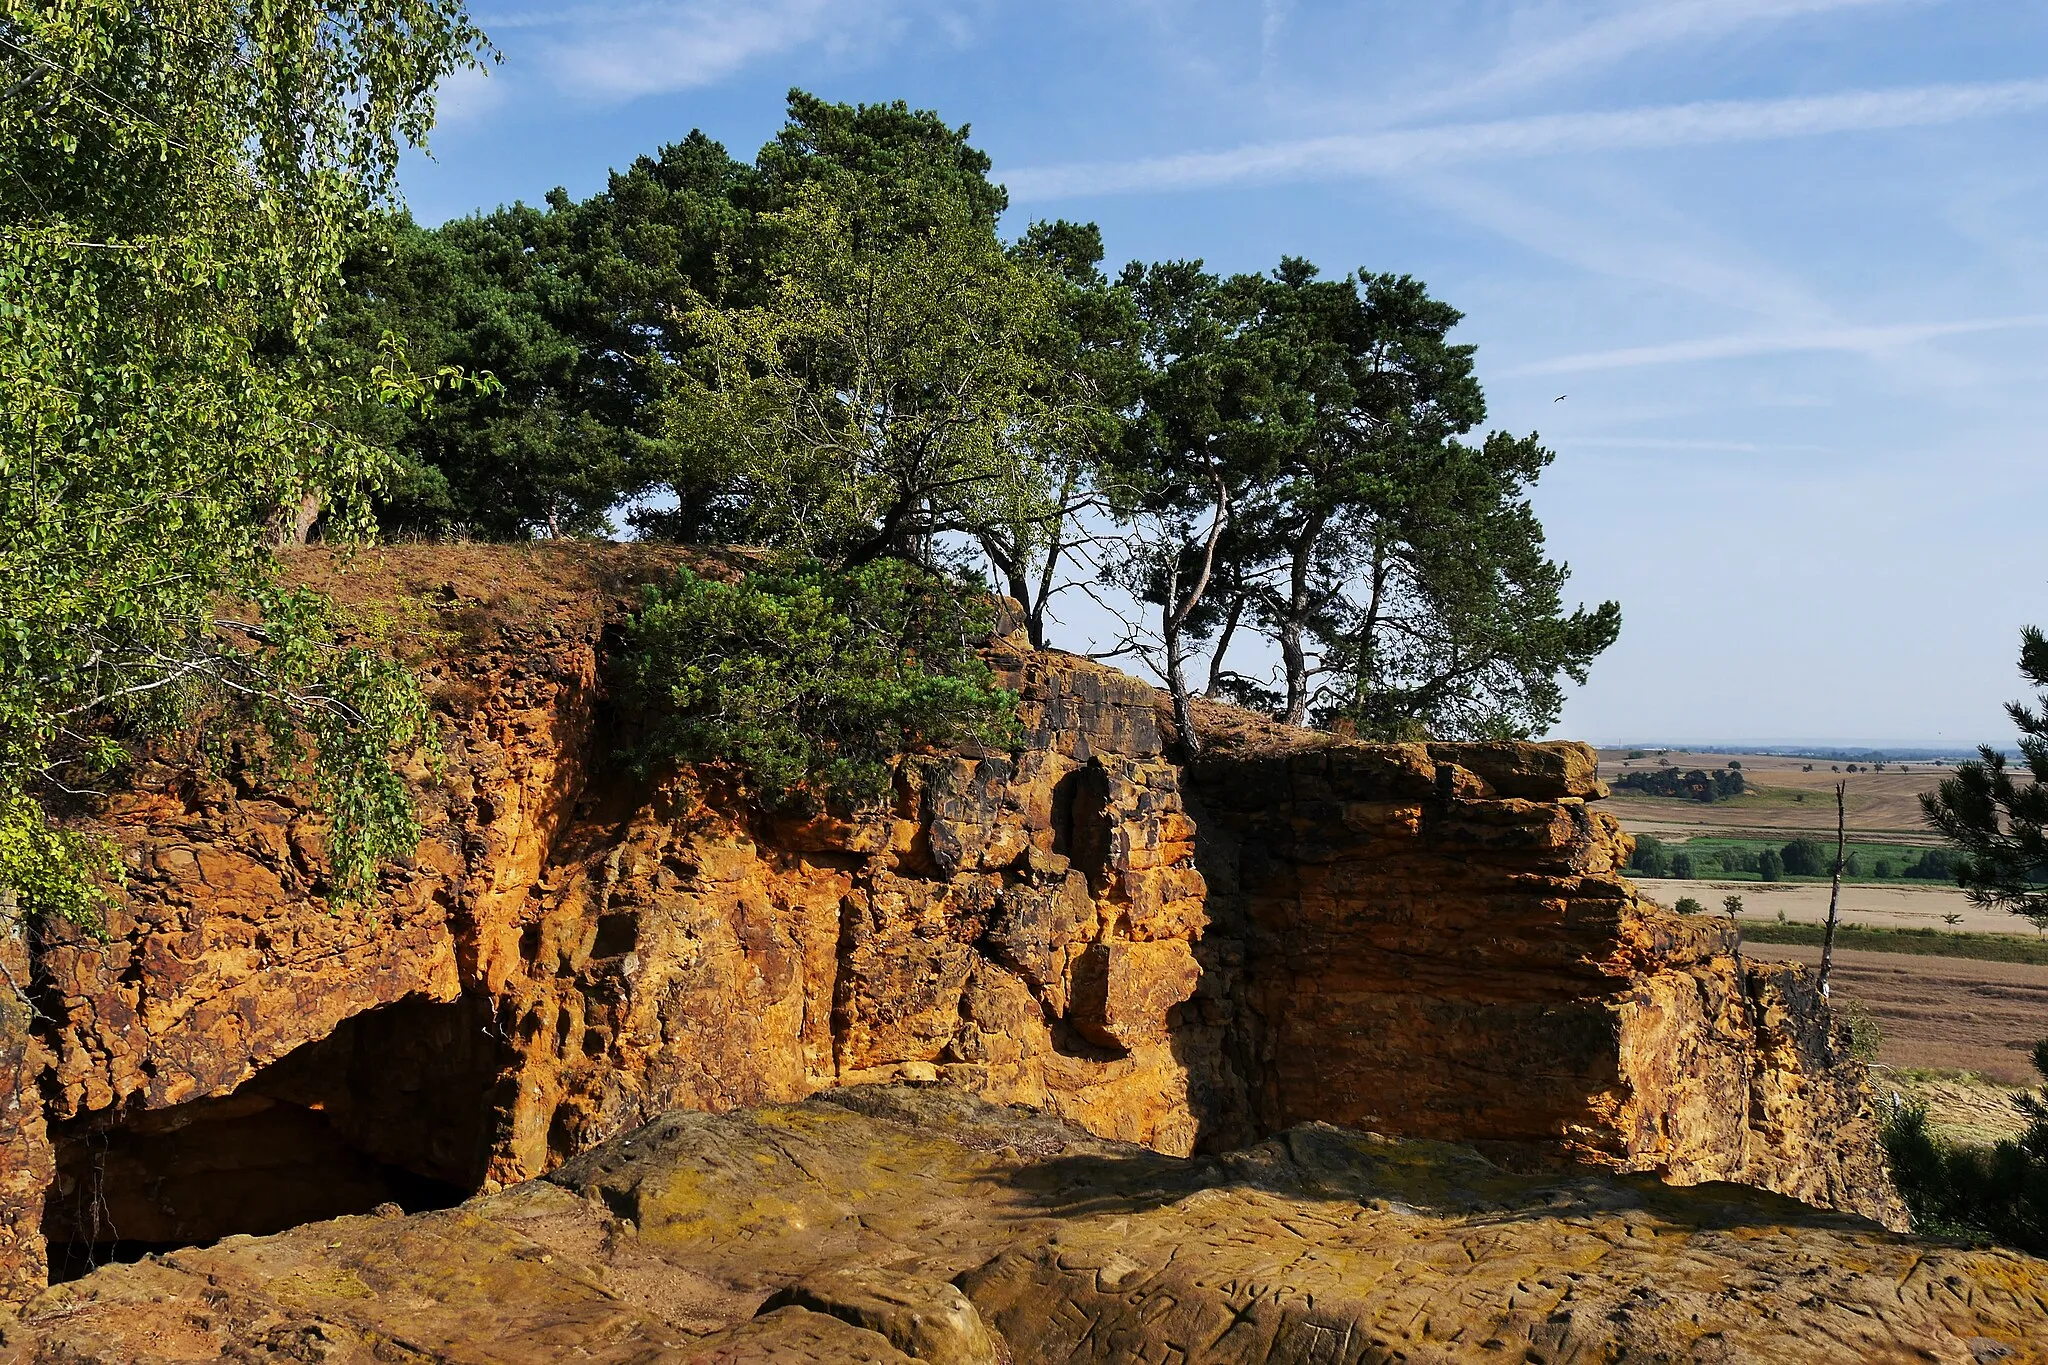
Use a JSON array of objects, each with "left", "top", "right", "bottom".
[{"left": 1924, "top": 626, "right": 2048, "bottom": 931}]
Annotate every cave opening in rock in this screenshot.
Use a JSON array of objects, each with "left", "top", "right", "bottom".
[{"left": 42, "top": 992, "right": 506, "bottom": 1282}]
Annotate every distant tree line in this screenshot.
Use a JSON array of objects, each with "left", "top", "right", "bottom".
[
  {"left": 294, "top": 90, "right": 1621, "bottom": 752},
  {"left": 1612, "top": 767, "right": 1746, "bottom": 802},
  {"left": 1629, "top": 835, "right": 1955, "bottom": 882}
]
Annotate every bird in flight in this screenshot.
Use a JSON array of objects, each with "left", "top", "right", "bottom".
[{"left": 1553, "top": 394, "right": 1567, "bottom": 402}]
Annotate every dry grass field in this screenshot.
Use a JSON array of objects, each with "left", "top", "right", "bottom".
[
  {"left": 1646, "top": 879, "right": 2025, "bottom": 933},
  {"left": 1604, "top": 748, "right": 2047, "bottom": 1143},
  {"left": 1598, "top": 747, "right": 1954, "bottom": 839},
  {"left": 1742, "top": 942, "right": 2048, "bottom": 1087}
]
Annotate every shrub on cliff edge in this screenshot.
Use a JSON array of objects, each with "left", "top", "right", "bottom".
[
  {"left": 615, "top": 560, "right": 1017, "bottom": 811},
  {"left": 1883, "top": 1039, "right": 2048, "bottom": 1256}
]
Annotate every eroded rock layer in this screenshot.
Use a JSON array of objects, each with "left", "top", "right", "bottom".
[
  {"left": 1190, "top": 738, "right": 1891, "bottom": 1216},
  {"left": 5, "top": 1087, "right": 2042, "bottom": 1364},
  {"left": 0, "top": 544, "right": 1900, "bottom": 1300}
]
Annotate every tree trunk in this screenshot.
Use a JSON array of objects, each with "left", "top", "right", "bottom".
[
  {"left": 980, "top": 535, "right": 1040, "bottom": 647},
  {"left": 1279, "top": 512, "right": 1325, "bottom": 727},
  {"left": 1165, "top": 614, "right": 1202, "bottom": 758},
  {"left": 1205, "top": 587, "right": 1245, "bottom": 695},
  {"left": 1164, "top": 468, "right": 1230, "bottom": 758},
  {"left": 1279, "top": 618, "right": 1307, "bottom": 726},
  {"left": 272, "top": 493, "right": 322, "bottom": 547},
  {"left": 1819, "top": 780, "right": 1847, "bottom": 997}
]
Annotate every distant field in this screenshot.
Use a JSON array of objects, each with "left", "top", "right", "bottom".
[
  {"left": 1640, "top": 877, "right": 2016, "bottom": 933},
  {"left": 1597, "top": 747, "right": 1950, "bottom": 837},
  {"left": 1741, "top": 940, "right": 2048, "bottom": 1087},
  {"left": 1606, "top": 748, "right": 2048, "bottom": 1127},
  {"left": 1736, "top": 920, "right": 2048, "bottom": 966}
]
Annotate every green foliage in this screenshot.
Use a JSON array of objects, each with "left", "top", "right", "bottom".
[
  {"left": 1669, "top": 836, "right": 1934, "bottom": 883},
  {"left": 1904, "top": 847, "right": 1958, "bottom": 881},
  {"left": 1611, "top": 766, "right": 1746, "bottom": 801},
  {"left": 1924, "top": 626, "right": 2048, "bottom": 931},
  {"left": 306, "top": 87, "right": 1622, "bottom": 753},
  {"left": 317, "top": 92, "right": 1039, "bottom": 548},
  {"left": 1757, "top": 847, "right": 1784, "bottom": 882},
  {"left": 0, "top": 791, "right": 122, "bottom": 930},
  {"left": 1781, "top": 837, "right": 1828, "bottom": 877},
  {"left": 978, "top": 219, "right": 1140, "bottom": 649},
  {"left": 223, "top": 588, "right": 438, "bottom": 901},
  {"left": 1101, "top": 258, "right": 1283, "bottom": 748},
  {"left": 616, "top": 561, "right": 1017, "bottom": 811},
  {"left": 1840, "top": 996, "right": 1884, "bottom": 1062},
  {"left": 1, "top": 0, "right": 488, "bottom": 925},
  {"left": 1113, "top": 260, "right": 1619, "bottom": 740},
  {"left": 1673, "top": 896, "right": 1705, "bottom": 915},
  {"left": 659, "top": 175, "right": 1072, "bottom": 569},
  {"left": 308, "top": 209, "right": 644, "bottom": 539},
  {"left": 1883, "top": 1040, "right": 2048, "bottom": 1254}
]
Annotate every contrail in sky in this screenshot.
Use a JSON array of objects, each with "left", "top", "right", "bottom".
[{"left": 1004, "top": 78, "right": 2048, "bottom": 202}]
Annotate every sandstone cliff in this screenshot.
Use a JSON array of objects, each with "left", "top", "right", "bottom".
[
  {"left": 0, "top": 543, "right": 1901, "bottom": 1301},
  {"left": 6, "top": 1087, "right": 2043, "bottom": 1364}
]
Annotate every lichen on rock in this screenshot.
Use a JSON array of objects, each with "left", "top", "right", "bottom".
[{"left": 6, "top": 1088, "right": 2044, "bottom": 1362}]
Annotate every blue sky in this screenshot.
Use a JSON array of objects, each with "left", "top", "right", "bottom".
[{"left": 399, "top": 1, "right": 2048, "bottom": 746}]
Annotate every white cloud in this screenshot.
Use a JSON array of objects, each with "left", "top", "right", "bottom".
[
  {"left": 1005, "top": 77, "right": 2048, "bottom": 201},
  {"left": 429, "top": 62, "right": 511, "bottom": 130},
  {"left": 1259, "top": 0, "right": 1295, "bottom": 76},
  {"left": 1407, "top": 171, "right": 1835, "bottom": 326},
  {"left": 555, "top": 0, "right": 857, "bottom": 100},
  {"left": 1407, "top": 0, "right": 1922, "bottom": 119},
  {"left": 475, "top": 0, "right": 930, "bottom": 101},
  {"left": 1507, "top": 313, "right": 2048, "bottom": 375},
  {"left": 1563, "top": 436, "right": 1841, "bottom": 453}
]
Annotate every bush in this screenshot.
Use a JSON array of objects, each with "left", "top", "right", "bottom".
[
  {"left": 1670, "top": 852, "right": 1695, "bottom": 878},
  {"left": 1883, "top": 1039, "right": 2048, "bottom": 1255},
  {"left": 1840, "top": 997, "right": 1884, "bottom": 1062},
  {"left": 1612, "top": 767, "right": 1746, "bottom": 803},
  {"left": 1629, "top": 833, "right": 1669, "bottom": 877},
  {"left": 1782, "top": 837, "right": 1828, "bottom": 876},
  {"left": 1674, "top": 896, "right": 1704, "bottom": 915},
  {"left": 615, "top": 560, "right": 1018, "bottom": 810},
  {"left": 1904, "top": 848, "right": 1957, "bottom": 881},
  {"left": 1757, "top": 848, "right": 1784, "bottom": 882}
]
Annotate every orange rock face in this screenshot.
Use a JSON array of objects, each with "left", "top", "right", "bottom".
[
  {"left": 0, "top": 545, "right": 1900, "bottom": 1300},
  {"left": 1187, "top": 739, "right": 1899, "bottom": 1222}
]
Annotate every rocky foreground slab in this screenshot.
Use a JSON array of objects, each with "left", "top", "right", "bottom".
[{"left": 5, "top": 1086, "right": 2043, "bottom": 1364}]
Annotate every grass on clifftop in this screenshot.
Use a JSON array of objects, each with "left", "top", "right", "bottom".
[{"left": 1737, "top": 919, "right": 2048, "bottom": 965}]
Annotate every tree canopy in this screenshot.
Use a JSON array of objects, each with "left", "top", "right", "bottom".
[
  {"left": 1, "top": 0, "right": 489, "bottom": 920},
  {"left": 301, "top": 88, "right": 1618, "bottom": 756},
  {"left": 656, "top": 172, "right": 1070, "bottom": 569},
  {"left": 1097, "top": 259, "right": 1617, "bottom": 746}
]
